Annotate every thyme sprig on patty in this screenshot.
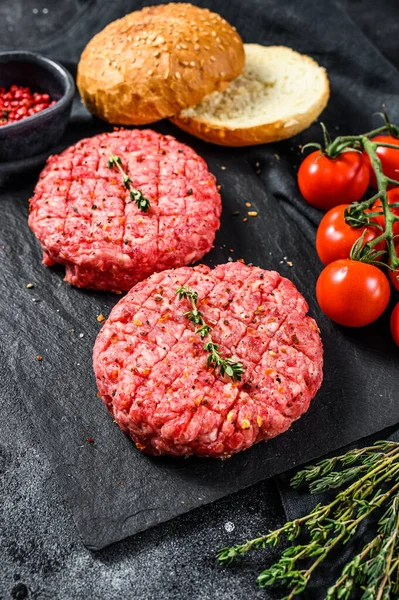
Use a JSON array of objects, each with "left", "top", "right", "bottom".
[
  {"left": 176, "top": 286, "right": 244, "bottom": 382},
  {"left": 107, "top": 153, "right": 150, "bottom": 213}
]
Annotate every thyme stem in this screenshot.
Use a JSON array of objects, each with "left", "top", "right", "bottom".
[
  {"left": 218, "top": 440, "right": 399, "bottom": 599},
  {"left": 285, "top": 480, "right": 399, "bottom": 600},
  {"left": 107, "top": 153, "right": 150, "bottom": 213},
  {"left": 176, "top": 286, "right": 244, "bottom": 382}
]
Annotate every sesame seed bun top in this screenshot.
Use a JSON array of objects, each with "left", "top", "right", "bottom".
[{"left": 77, "top": 3, "right": 244, "bottom": 125}]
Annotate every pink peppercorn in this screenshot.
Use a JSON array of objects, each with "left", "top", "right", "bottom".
[{"left": 0, "top": 84, "right": 55, "bottom": 126}]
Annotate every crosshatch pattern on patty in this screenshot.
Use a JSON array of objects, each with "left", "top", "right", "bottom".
[
  {"left": 93, "top": 262, "right": 323, "bottom": 458},
  {"left": 29, "top": 129, "right": 222, "bottom": 291}
]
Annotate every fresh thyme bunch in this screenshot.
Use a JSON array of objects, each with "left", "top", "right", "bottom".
[
  {"left": 217, "top": 440, "right": 399, "bottom": 599},
  {"left": 176, "top": 286, "right": 244, "bottom": 382}
]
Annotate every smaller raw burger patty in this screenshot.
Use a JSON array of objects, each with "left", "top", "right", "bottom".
[
  {"left": 28, "top": 129, "right": 221, "bottom": 291},
  {"left": 93, "top": 262, "right": 323, "bottom": 457}
]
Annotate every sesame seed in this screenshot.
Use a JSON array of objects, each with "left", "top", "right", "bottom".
[
  {"left": 26, "top": 283, "right": 34, "bottom": 289},
  {"left": 248, "top": 211, "right": 258, "bottom": 217},
  {"left": 245, "top": 202, "right": 251, "bottom": 207}
]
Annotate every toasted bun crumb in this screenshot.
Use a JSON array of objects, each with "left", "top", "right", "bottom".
[
  {"left": 77, "top": 3, "right": 244, "bottom": 125},
  {"left": 171, "top": 44, "right": 330, "bottom": 146}
]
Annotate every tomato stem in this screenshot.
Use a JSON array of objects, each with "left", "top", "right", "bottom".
[
  {"left": 310, "top": 118, "right": 399, "bottom": 270},
  {"left": 326, "top": 126, "right": 399, "bottom": 157},
  {"left": 326, "top": 126, "right": 387, "bottom": 152},
  {"left": 321, "top": 117, "right": 399, "bottom": 270},
  {"left": 361, "top": 136, "right": 399, "bottom": 269},
  {"left": 370, "top": 142, "right": 399, "bottom": 150},
  {"left": 354, "top": 191, "right": 383, "bottom": 211}
]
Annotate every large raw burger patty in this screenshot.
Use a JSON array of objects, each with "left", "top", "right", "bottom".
[
  {"left": 93, "top": 262, "right": 323, "bottom": 458},
  {"left": 28, "top": 129, "right": 221, "bottom": 291}
]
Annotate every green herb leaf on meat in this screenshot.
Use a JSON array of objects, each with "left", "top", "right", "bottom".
[
  {"left": 107, "top": 153, "right": 150, "bottom": 213},
  {"left": 176, "top": 286, "right": 244, "bottom": 382}
]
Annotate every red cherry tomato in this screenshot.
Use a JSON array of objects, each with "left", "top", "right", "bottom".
[
  {"left": 316, "top": 259, "right": 390, "bottom": 327},
  {"left": 298, "top": 151, "right": 370, "bottom": 211},
  {"left": 391, "top": 303, "right": 399, "bottom": 346},
  {"left": 316, "top": 204, "right": 383, "bottom": 265},
  {"left": 368, "top": 135, "right": 399, "bottom": 188},
  {"left": 371, "top": 187, "right": 399, "bottom": 238}
]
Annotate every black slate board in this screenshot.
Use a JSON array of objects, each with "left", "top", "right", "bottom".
[{"left": 1, "top": 0, "right": 399, "bottom": 551}]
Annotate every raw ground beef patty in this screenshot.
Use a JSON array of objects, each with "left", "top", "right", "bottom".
[
  {"left": 93, "top": 262, "right": 323, "bottom": 458},
  {"left": 28, "top": 129, "right": 221, "bottom": 291}
]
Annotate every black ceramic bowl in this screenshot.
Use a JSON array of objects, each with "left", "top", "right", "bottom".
[{"left": 0, "top": 51, "right": 75, "bottom": 162}]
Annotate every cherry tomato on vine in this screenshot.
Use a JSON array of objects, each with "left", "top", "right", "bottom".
[
  {"left": 316, "top": 204, "right": 383, "bottom": 265},
  {"left": 316, "top": 259, "right": 390, "bottom": 327},
  {"left": 371, "top": 187, "right": 399, "bottom": 238},
  {"left": 298, "top": 151, "right": 370, "bottom": 211},
  {"left": 391, "top": 303, "right": 399, "bottom": 347},
  {"left": 368, "top": 135, "right": 399, "bottom": 188}
]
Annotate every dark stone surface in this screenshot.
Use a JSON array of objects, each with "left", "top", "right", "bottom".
[
  {"left": 0, "top": 365, "right": 284, "bottom": 599},
  {"left": 1, "top": 0, "right": 399, "bottom": 598}
]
